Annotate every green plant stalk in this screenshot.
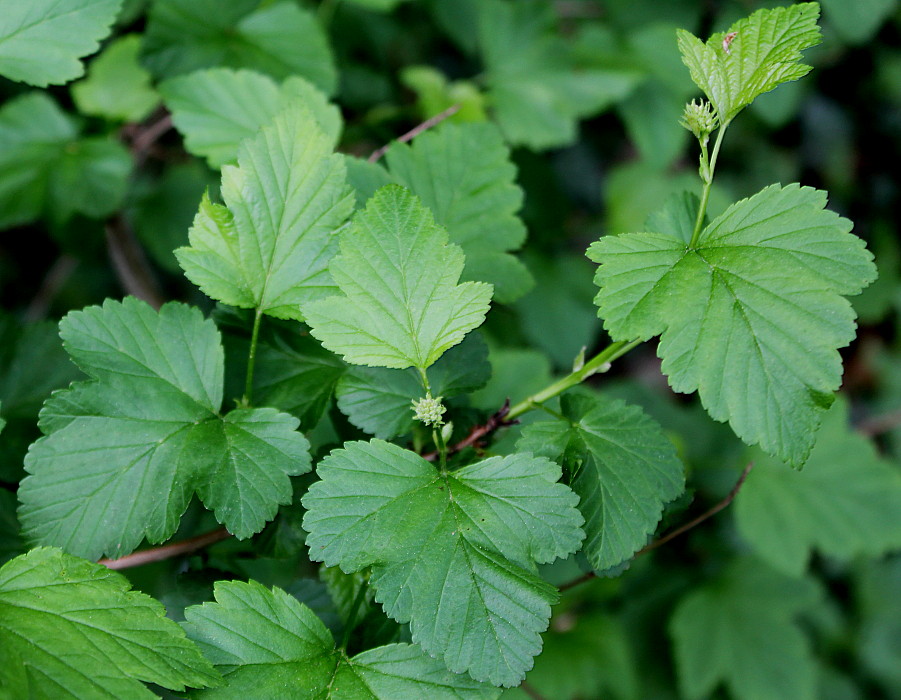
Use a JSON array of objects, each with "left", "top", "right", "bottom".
[
  {"left": 340, "top": 582, "right": 369, "bottom": 650},
  {"left": 507, "top": 338, "right": 642, "bottom": 420},
  {"left": 243, "top": 309, "right": 263, "bottom": 405},
  {"left": 688, "top": 120, "right": 730, "bottom": 249}
]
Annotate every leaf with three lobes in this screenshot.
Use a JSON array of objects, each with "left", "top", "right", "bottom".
[
  {"left": 735, "top": 398, "right": 901, "bottom": 576},
  {"left": 176, "top": 106, "right": 354, "bottom": 321},
  {"left": 0, "top": 547, "right": 219, "bottom": 698},
  {"left": 0, "top": 0, "right": 122, "bottom": 86},
  {"left": 589, "top": 183, "right": 876, "bottom": 466},
  {"left": 670, "top": 557, "right": 821, "bottom": 700},
  {"left": 302, "top": 440, "right": 584, "bottom": 686},
  {"left": 182, "top": 580, "right": 499, "bottom": 698},
  {"left": 18, "top": 298, "right": 311, "bottom": 561},
  {"left": 305, "top": 185, "right": 493, "bottom": 371},
  {"left": 160, "top": 68, "right": 341, "bottom": 168},
  {"left": 337, "top": 332, "right": 490, "bottom": 439},
  {"left": 677, "top": 3, "right": 822, "bottom": 122},
  {"left": 518, "top": 392, "right": 684, "bottom": 570}
]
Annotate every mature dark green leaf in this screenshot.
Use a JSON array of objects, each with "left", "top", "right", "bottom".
[
  {"left": 519, "top": 392, "right": 684, "bottom": 570},
  {"left": 0, "top": 0, "right": 122, "bottom": 86},
  {"left": 306, "top": 186, "right": 493, "bottom": 371},
  {"left": 670, "top": 558, "right": 821, "bottom": 700},
  {"left": 182, "top": 580, "right": 499, "bottom": 698},
  {"left": 0, "top": 547, "right": 219, "bottom": 698},
  {"left": 590, "top": 184, "right": 876, "bottom": 465},
  {"left": 303, "top": 440, "right": 584, "bottom": 686},
  {"left": 18, "top": 298, "right": 311, "bottom": 560},
  {"left": 821, "top": 0, "right": 898, "bottom": 45},
  {"left": 161, "top": 68, "right": 341, "bottom": 168},
  {"left": 143, "top": 0, "right": 336, "bottom": 92},
  {"left": 735, "top": 399, "right": 901, "bottom": 576},
  {"left": 177, "top": 106, "right": 353, "bottom": 320}
]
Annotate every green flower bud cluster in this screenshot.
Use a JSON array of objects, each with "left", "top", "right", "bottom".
[
  {"left": 680, "top": 99, "right": 719, "bottom": 144},
  {"left": 411, "top": 393, "right": 446, "bottom": 427}
]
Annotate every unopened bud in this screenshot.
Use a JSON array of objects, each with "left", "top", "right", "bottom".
[
  {"left": 680, "top": 99, "right": 718, "bottom": 143},
  {"left": 412, "top": 393, "right": 446, "bottom": 427}
]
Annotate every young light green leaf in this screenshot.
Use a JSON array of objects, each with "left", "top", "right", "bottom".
[
  {"left": 735, "top": 399, "right": 901, "bottom": 577},
  {"left": 589, "top": 184, "right": 876, "bottom": 466},
  {"left": 518, "top": 393, "right": 684, "bottom": 570},
  {"left": 176, "top": 107, "right": 354, "bottom": 321},
  {"left": 385, "top": 122, "right": 532, "bottom": 302},
  {"left": 677, "top": 3, "right": 822, "bottom": 123},
  {"left": 477, "top": 0, "right": 639, "bottom": 149},
  {"left": 0, "top": 93, "right": 131, "bottom": 229},
  {"left": 71, "top": 34, "right": 160, "bottom": 122},
  {"left": 142, "top": 0, "right": 336, "bottom": 93},
  {"left": 18, "top": 298, "right": 311, "bottom": 561},
  {"left": 160, "top": 68, "right": 341, "bottom": 168},
  {"left": 0, "top": 0, "right": 122, "bottom": 86},
  {"left": 337, "top": 333, "right": 490, "bottom": 439},
  {"left": 305, "top": 185, "right": 493, "bottom": 371},
  {"left": 0, "top": 547, "right": 219, "bottom": 698},
  {"left": 302, "top": 440, "right": 584, "bottom": 686},
  {"left": 182, "top": 580, "right": 499, "bottom": 699},
  {"left": 670, "top": 557, "right": 821, "bottom": 700}
]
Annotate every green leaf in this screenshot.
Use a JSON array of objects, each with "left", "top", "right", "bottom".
[
  {"left": 734, "top": 399, "right": 901, "bottom": 577},
  {"left": 384, "top": 122, "right": 530, "bottom": 302},
  {"left": 821, "top": 0, "right": 898, "bottom": 45},
  {"left": 669, "top": 557, "right": 821, "bottom": 700},
  {"left": 18, "top": 298, "right": 311, "bottom": 560},
  {"left": 71, "top": 34, "right": 160, "bottom": 122},
  {"left": 143, "top": 0, "right": 336, "bottom": 93},
  {"left": 176, "top": 107, "right": 354, "bottom": 321},
  {"left": 302, "top": 439, "right": 584, "bottom": 686},
  {"left": 306, "top": 185, "right": 493, "bottom": 371},
  {"left": 589, "top": 184, "right": 876, "bottom": 465},
  {"left": 518, "top": 392, "right": 684, "bottom": 570},
  {"left": 161, "top": 68, "right": 341, "bottom": 168},
  {"left": 677, "top": 3, "right": 822, "bottom": 123},
  {"left": 0, "top": 93, "right": 131, "bottom": 228},
  {"left": 182, "top": 580, "right": 499, "bottom": 698},
  {"left": 477, "top": 0, "right": 639, "bottom": 149},
  {"left": 0, "top": 547, "right": 219, "bottom": 698},
  {"left": 337, "top": 333, "right": 490, "bottom": 439},
  {"left": 0, "top": 0, "right": 122, "bottom": 86}
]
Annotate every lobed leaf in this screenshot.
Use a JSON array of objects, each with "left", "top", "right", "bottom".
[
  {"left": 182, "top": 580, "right": 499, "bottom": 698},
  {"left": 0, "top": 547, "right": 219, "bottom": 698},
  {"left": 306, "top": 185, "right": 493, "bottom": 371},
  {"left": 589, "top": 183, "right": 876, "bottom": 465},
  {"left": 18, "top": 298, "right": 311, "bottom": 560},
  {"left": 302, "top": 440, "right": 584, "bottom": 686}
]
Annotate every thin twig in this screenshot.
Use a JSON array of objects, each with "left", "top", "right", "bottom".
[
  {"left": 856, "top": 409, "right": 901, "bottom": 437},
  {"left": 559, "top": 463, "right": 755, "bottom": 593},
  {"left": 422, "top": 399, "right": 517, "bottom": 462},
  {"left": 126, "top": 111, "right": 173, "bottom": 167},
  {"left": 555, "top": 0, "right": 604, "bottom": 18},
  {"left": 519, "top": 681, "right": 548, "bottom": 700},
  {"left": 24, "top": 255, "right": 79, "bottom": 321},
  {"left": 105, "top": 214, "right": 165, "bottom": 308},
  {"left": 98, "top": 527, "right": 231, "bottom": 570},
  {"left": 368, "top": 104, "right": 461, "bottom": 163}
]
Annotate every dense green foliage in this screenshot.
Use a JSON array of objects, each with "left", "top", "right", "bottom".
[{"left": 1, "top": 1, "right": 901, "bottom": 698}]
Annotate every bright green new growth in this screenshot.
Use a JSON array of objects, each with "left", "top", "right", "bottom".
[
  {"left": 0, "top": 0, "right": 122, "bottom": 87},
  {"left": 302, "top": 440, "right": 584, "bottom": 686},
  {"left": 18, "top": 298, "right": 311, "bottom": 561},
  {"left": 518, "top": 393, "right": 684, "bottom": 570},
  {"left": 306, "top": 185, "right": 493, "bottom": 372},
  {"left": 590, "top": 185, "right": 876, "bottom": 465},
  {"left": 735, "top": 399, "right": 901, "bottom": 576},
  {"left": 176, "top": 106, "right": 354, "bottom": 321},
  {"left": 677, "top": 3, "right": 822, "bottom": 124},
  {"left": 0, "top": 547, "right": 220, "bottom": 698},
  {"left": 182, "top": 580, "right": 498, "bottom": 699},
  {"left": 160, "top": 68, "right": 342, "bottom": 168}
]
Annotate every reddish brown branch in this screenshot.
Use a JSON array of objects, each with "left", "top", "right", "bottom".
[
  {"left": 368, "top": 104, "right": 461, "bottom": 163},
  {"left": 559, "top": 462, "right": 755, "bottom": 593},
  {"left": 422, "top": 399, "right": 517, "bottom": 462},
  {"left": 105, "top": 213, "right": 165, "bottom": 309},
  {"left": 519, "top": 681, "right": 548, "bottom": 700},
  {"left": 24, "top": 255, "right": 79, "bottom": 321},
  {"left": 99, "top": 527, "right": 231, "bottom": 570},
  {"left": 122, "top": 109, "right": 174, "bottom": 167},
  {"left": 856, "top": 409, "right": 901, "bottom": 437}
]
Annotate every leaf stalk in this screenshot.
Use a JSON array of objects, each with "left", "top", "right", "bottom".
[
  {"left": 244, "top": 309, "right": 263, "bottom": 405},
  {"left": 689, "top": 121, "right": 729, "bottom": 249}
]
